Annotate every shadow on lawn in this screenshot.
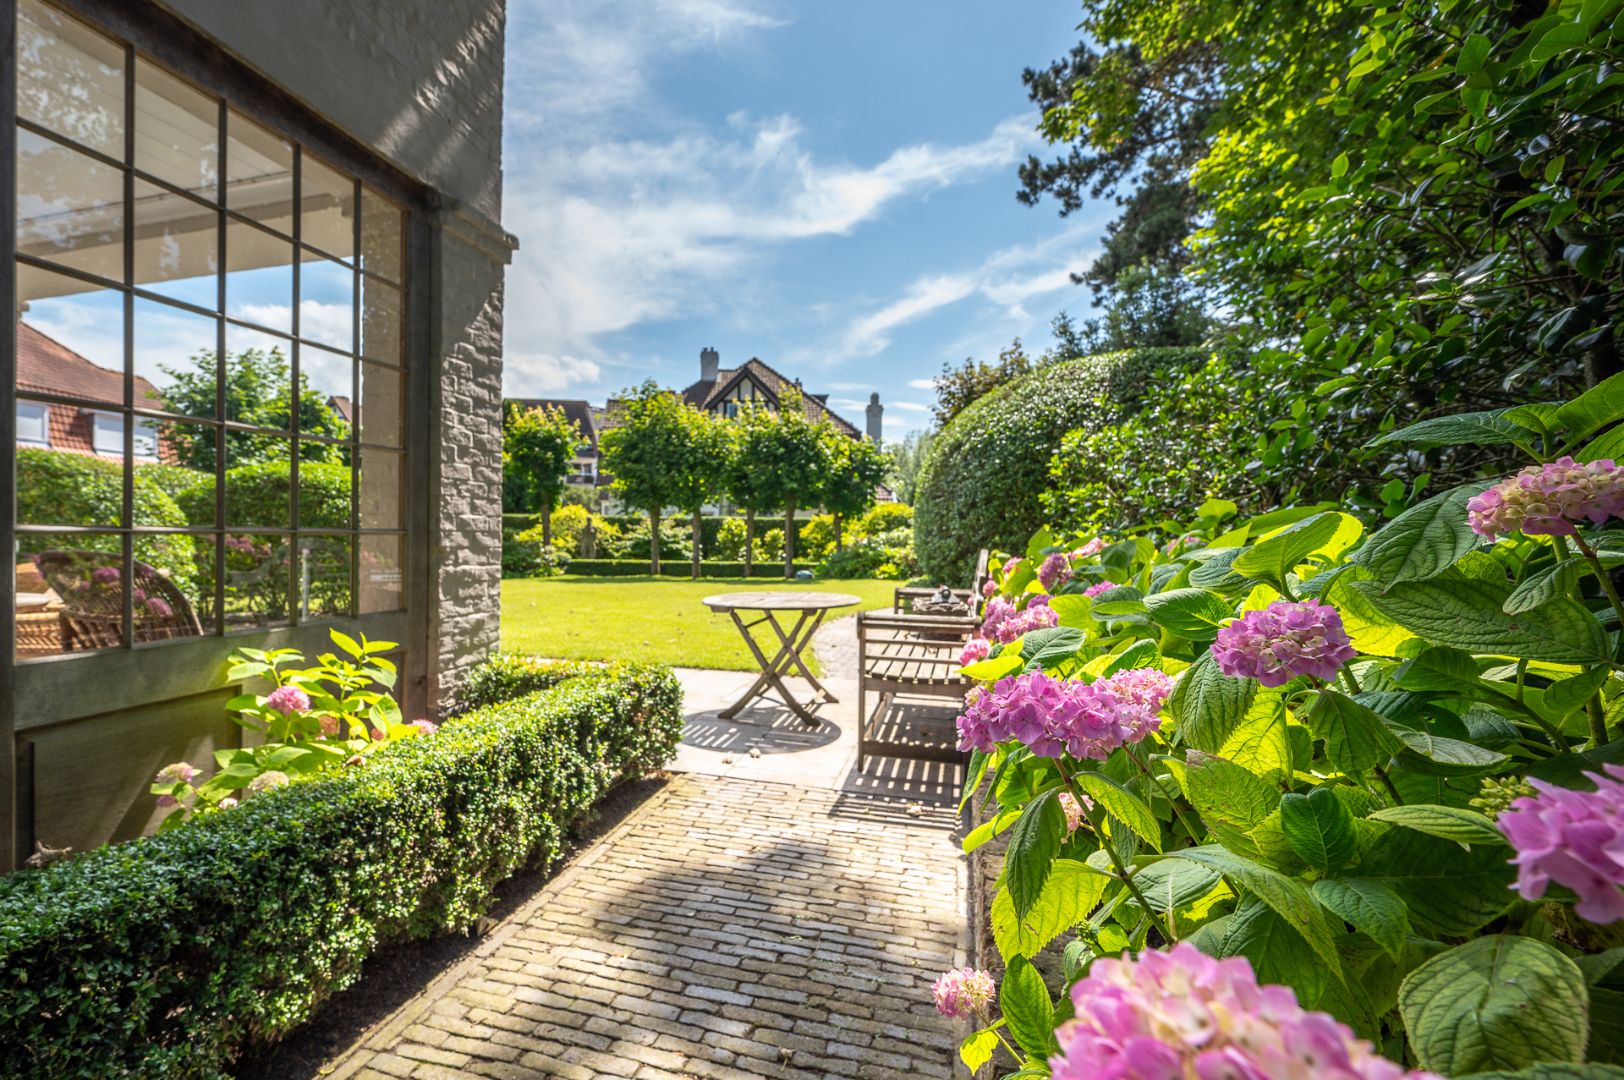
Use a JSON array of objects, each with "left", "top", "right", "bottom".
[{"left": 232, "top": 774, "right": 671, "bottom": 1080}]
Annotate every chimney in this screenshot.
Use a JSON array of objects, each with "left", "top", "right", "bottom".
[
  {"left": 700, "top": 346, "right": 720, "bottom": 383},
  {"left": 866, "top": 392, "right": 883, "bottom": 442}
]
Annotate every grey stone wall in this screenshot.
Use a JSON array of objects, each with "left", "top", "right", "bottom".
[{"left": 154, "top": 0, "right": 516, "bottom": 707}]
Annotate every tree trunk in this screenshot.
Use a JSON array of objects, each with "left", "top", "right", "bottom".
[
  {"left": 649, "top": 509, "right": 661, "bottom": 575},
  {"left": 834, "top": 513, "right": 844, "bottom": 552},
  {"left": 541, "top": 497, "right": 553, "bottom": 547},
  {"left": 744, "top": 509, "right": 755, "bottom": 577},
  {"left": 784, "top": 505, "right": 796, "bottom": 578},
  {"left": 691, "top": 511, "right": 702, "bottom": 580}
]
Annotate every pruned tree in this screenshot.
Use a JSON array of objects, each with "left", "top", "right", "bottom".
[
  {"left": 502, "top": 401, "right": 580, "bottom": 545},
  {"left": 597, "top": 382, "right": 691, "bottom": 574},
  {"left": 722, "top": 404, "right": 779, "bottom": 577},
  {"left": 667, "top": 406, "right": 729, "bottom": 580},
  {"left": 750, "top": 390, "right": 831, "bottom": 577},
  {"left": 819, "top": 431, "right": 889, "bottom": 551}
]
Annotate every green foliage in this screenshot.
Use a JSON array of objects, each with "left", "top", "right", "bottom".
[
  {"left": 501, "top": 524, "right": 570, "bottom": 579},
  {"left": 552, "top": 559, "right": 808, "bottom": 578},
  {"left": 815, "top": 526, "right": 917, "bottom": 581},
  {"left": 799, "top": 513, "right": 840, "bottom": 558},
  {"left": 135, "top": 462, "right": 209, "bottom": 502},
  {"left": 856, "top": 501, "right": 913, "bottom": 537},
  {"left": 502, "top": 402, "right": 581, "bottom": 516},
  {"left": 598, "top": 383, "right": 719, "bottom": 572},
  {"left": 884, "top": 430, "right": 934, "bottom": 505},
  {"left": 176, "top": 460, "right": 352, "bottom": 531},
  {"left": 0, "top": 661, "right": 682, "bottom": 1077},
  {"left": 820, "top": 432, "right": 889, "bottom": 544},
  {"left": 1043, "top": 357, "right": 1263, "bottom": 532},
  {"left": 160, "top": 347, "right": 349, "bottom": 472},
  {"left": 913, "top": 346, "right": 1202, "bottom": 581}
]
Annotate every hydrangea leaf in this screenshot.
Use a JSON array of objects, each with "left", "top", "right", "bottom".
[
  {"left": 1354, "top": 481, "right": 1490, "bottom": 584},
  {"left": 1279, "top": 787, "right": 1357, "bottom": 870},
  {"left": 1168, "top": 650, "right": 1258, "bottom": 753},
  {"left": 1183, "top": 751, "right": 1279, "bottom": 859},
  {"left": 1000, "top": 955, "right": 1057, "bottom": 1059},
  {"left": 1467, "top": 1067, "right": 1624, "bottom": 1080},
  {"left": 1310, "top": 878, "right": 1409, "bottom": 961},
  {"left": 1356, "top": 826, "right": 1515, "bottom": 936},
  {"left": 991, "top": 859, "right": 1110, "bottom": 961},
  {"left": 1160, "top": 845, "right": 1343, "bottom": 976},
  {"left": 1143, "top": 587, "right": 1236, "bottom": 641},
  {"left": 1350, "top": 573, "right": 1611, "bottom": 664},
  {"left": 1219, "top": 896, "right": 1328, "bottom": 1008},
  {"left": 1399, "top": 935, "right": 1589, "bottom": 1076},
  {"left": 1130, "top": 857, "right": 1222, "bottom": 916},
  {"left": 1005, "top": 789, "right": 1066, "bottom": 919},
  {"left": 1073, "top": 771, "right": 1162, "bottom": 852},
  {"left": 1307, "top": 690, "right": 1404, "bottom": 776},
  {"left": 1367, "top": 804, "right": 1506, "bottom": 846},
  {"left": 1367, "top": 408, "right": 1529, "bottom": 450},
  {"left": 1324, "top": 570, "right": 1418, "bottom": 657},
  {"left": 1218, "top": 689, "right": 1291, "bottom": 784},
  {"left": 959, "top": 1027, "right": 1001, "bottom": 1073}
]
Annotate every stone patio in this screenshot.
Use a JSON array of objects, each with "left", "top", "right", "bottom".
[{"left": 322, "top": 666, "right": 972, "bottom": 1080}]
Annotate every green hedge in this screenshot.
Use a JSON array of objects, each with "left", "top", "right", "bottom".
[
  {"left": 0, "top": 662, "right": 682, "bottom": 1077},
  {"left": 564, "top": 559, "right": 810, "bottom": 578},
  {"left": 177, "top": 460, "right": 352, "bottom": 530},
  {"left": 503, "top": 514, "right": 811, "bottom": 552},
  {"left": 913, "top": 347, "right": 1203, "bottom": 582}
]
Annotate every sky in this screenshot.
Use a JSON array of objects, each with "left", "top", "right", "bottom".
[{"left": 499, "top": 0, "right": 1112, "bottom": 440}]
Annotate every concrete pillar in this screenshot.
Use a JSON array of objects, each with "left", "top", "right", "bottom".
[{"left": 866, "top": 392, "right": 883, "bottom": 442}]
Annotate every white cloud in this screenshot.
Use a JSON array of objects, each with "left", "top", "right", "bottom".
[
  {"left": 890, "top": 401, "right": 930, "bottom": 413},
  {"left": 506, "top": 353, "right": 604, "bottom": 395},
  {"left": 907, "top": 377, "right": 938, "bottom": 390}
]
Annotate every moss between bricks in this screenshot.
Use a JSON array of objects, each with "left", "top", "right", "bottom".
[{"left": 0, "top": 660, "right": 683, "bottom": 1079}]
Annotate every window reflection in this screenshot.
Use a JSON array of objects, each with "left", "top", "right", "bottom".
[
  {"left": 221, "top": 533, "right": 290, "bottom": 629},
  {"left": 359, "top": 361, "right": 402, "bottom": 448},
  {"left": 300, "top": 153, "right": 354, "bottom": 261},
  {"left": 359, "top": 276, "right": 402, "bottom": 366},
  {"left": 300, "top": 255, "right": 355, "bottom": 351},
  {"left": 15, "top": 539, "right": 124, "bottom": 656},
  {"left": 16, "top": 128, "right": 124, "bottom": 278},
  {"left": 299, "top": 537, "right": 351, "bottom": 619},
  {"left": 300, "top": 344, "right": 353, "bottom": 442},
  {"left": 360, "top": 187, "right": 402, "bottom": 283},
  {"left": 225, "top": 218, "right": 294, "bottom": 333},
  {"left": 17, "top": 0, "right": 125, "bottom": 159},
  {"left": 134, "top": 59, "right": 218, "bottom": 199},
  {"left": 224, "top": 432, "right": 291, "bottom": 528},
  {"left": 133, "top": 296, "right": 219, "bottom": 420},
  {"left": 225, "top": 110, "right": 293, "bottom": 235},
  {"left": 132, "top": 179, "right": 218, "bottom": 306},
  {"left": 359, "top": 533, "right": 403, "bottom": 614},
  {"left": 223, "top": 323, "right": 293, "bottom": 431},
  {"left": 359, "top": 448, "right": 403, "bottom": 530}
]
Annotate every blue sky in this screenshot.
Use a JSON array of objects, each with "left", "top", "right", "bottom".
[{"left": 500, "top": 0, "right": 1110, "bottom": 439}]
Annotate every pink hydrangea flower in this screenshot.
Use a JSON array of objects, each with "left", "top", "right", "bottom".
[
  {"left": 265, "top": 685, "right": 310, "bottom": 716},
  {"left": 1038, "top": 552, "right": 1073, "bottom": 592},
  {"left": 956, "top": 672, "right": 1160, "bottom": 759},
  {"left": 1083, "top": 581, "right": 1114, "bottom": 599},
  {"left": 1468, "top": 457, "right": 1624, "bottom": 538},
  {"left": 1059, "top": 790, "right": 1092, "bottom": 833},
  {"left": 980, "top": 596, "right": 1060, "bottom": 645},
  {"left": 146, "top": 597, "right": 173, "bottom": 618},
  {"left": 156, "top": 794, "right": 178, "bottom": 809},
  {"left": 1074, "top": 537, "right": 1108, "bottom": 558},
  {"left": 1100, "top": 667, "right": 1175, "bottom": 712},
  {"left": 154, "top": 761, "right": 199, "bottom": 786},
  {"left": 246, "top": 770, "right": 289, "bottom": 795},
  {"left": 960, "top": 637, "right": 991, "bottom": 666},
  {"left": 318, "top": 715, "right": 341, "bottom": 737},
  {"left": 1001, "top": 556, "right": 1022, "bottom": 578},
  {"left": 412, "top": 719, "right": 439, "bottom": 736},
  {"left": 1212, "top": 601, "right": 1356, "bottom": 687},
  {"left": 1050, "top": 943, "right": 1440, "bottom": 1080},
  {"left": 91, "top": 566, "right": 120, "bottom": 585},
  {"left": 1498, "top": 763, "right": 1624, "bottom": 924},
  {"left": 932, "top": 967, "right": 996, "bottom": 1020},
  {"left": 982, "top": 578, "right": 997, "bottom": 598}
]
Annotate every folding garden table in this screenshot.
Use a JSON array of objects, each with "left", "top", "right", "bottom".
[{"left": 702, "top": 591, "right": 861, "bottom": 724}]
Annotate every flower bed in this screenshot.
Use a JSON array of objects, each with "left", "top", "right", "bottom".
[
  {"left": 939, "top": 380, "right": 1624, "bottom": 1078},
  {"left": 0, "top": 660, "right": 682, "bottom": 1077}
]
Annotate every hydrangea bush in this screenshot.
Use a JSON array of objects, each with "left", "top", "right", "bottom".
[{"left": 942, "top": 378, "right": 1624, "bottom": 1079}]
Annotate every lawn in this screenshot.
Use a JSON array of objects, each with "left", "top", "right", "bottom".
[{"left": 500, "top": 576, "right": 900, "bottom": 672}]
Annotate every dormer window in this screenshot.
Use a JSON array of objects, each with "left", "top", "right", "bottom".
[{"left": 17, "top": 401, "right": 49, "bottom": 447}]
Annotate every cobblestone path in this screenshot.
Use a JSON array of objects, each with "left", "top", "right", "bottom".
[{"left": 330, "top": 774, "right": 966, "bottom": 1080}]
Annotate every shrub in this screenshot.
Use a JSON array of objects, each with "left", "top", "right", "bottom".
[
  {"left": 800, "top": 513, "right": 839, "bottom": 557},
  {"left": 135, "top": 461, "right": 209, "bottom": 502},
  {"left": 605, "top": 518, "right": 693, "bottom": 561},
  {"left": 1042, "top": 357, "right": 1264, "bottom": 533},
  {"left": 714, "top": 517, "right": 748, "bottom": 559},
  {"left": 560, "top": 559, "right": 808, "bottom": 578},
  {"left": 503, "top": 524, "right": 570, "bottom": 579},
  {"left": 176, "top": 460, "right": 352, "bottom": 530},
  {"left": 0, "top": 662, "right": 682, "bottom": 1077},
  {"left": 453, "top": 654, "right": 610, "bottom": 714},
  {"left": 912, "top": 346, "right": 1202, "bottom": 582},
  {"left": 854, "top": 501, "right": 912, "bottom": 538},
  {"left": 17, "top": 448, "right": 197, "bottom": 591},
  {"left": 816, "top": 530, "right": 918, "bottom": 581}
]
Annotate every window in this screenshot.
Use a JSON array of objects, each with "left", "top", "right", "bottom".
[
  {"left": 13, "top": 0, "right": 409, "bottom": 659},
  {"left": 16, "top": 401, "right": 49, "bottom": 446}
]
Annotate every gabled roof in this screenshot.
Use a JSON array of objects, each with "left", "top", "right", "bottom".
[
  {"left": 506, "top": 398, "right": 599, "bottom": 449},
  {"left": 682, "top": 357, "right": 860, "bottom": 438},
  {"left": 17, "top": 322, "right": 162, "bottom": 408}
]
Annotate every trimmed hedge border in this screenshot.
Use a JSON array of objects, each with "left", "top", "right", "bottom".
[
  {"left": 0, "top": 661, "right": 682, "bottom": 1078},
  {"left": 565, "top": 559, "right": 811, "bottom": 578}
]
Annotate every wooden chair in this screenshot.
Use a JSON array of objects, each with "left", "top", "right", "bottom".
[
  {"left": 856, "top": 548, "right": 989, "bottom": 767},
  {"left": 34, "top": 551, "right": 203, "bottom": 650}
]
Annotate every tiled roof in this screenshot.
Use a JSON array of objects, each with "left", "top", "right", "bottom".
[
  {"left": 17, "top": 322, "right": 163, "bottom": 408},
  {"left": 328, "top": 395, "right": 355, "bottom": 424},
  {"left": 682, "top": 357, "right": 861, "bottom": 438}
]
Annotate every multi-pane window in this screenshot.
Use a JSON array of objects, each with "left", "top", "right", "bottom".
[{"left": 13, "top": 0, "right": 407, "bottom": 660}]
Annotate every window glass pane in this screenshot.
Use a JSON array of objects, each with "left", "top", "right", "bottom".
[
  {"left": 225, "top": 218, "right": 294, "bottom": 332},
  {"left": 16, "top": 541, "right": 125, "bottom": 656},
  {"left": 138, "top": 423, "right": 212, "bottom": 521},
  {"left": 90, "top": 409, "right": 122, "bottom": 454},
  {"left": 134, "top": 59, "right": 218, "bottom": 200},
  {"left": 299, "top": 536, "right": 350, "bottom": 619},
  {"left": 360, "top": 186, "right": 402, "bottom": 283},
  {"left": 225, "top": 431, "right": 290, "bottom": 527},
  {"left": 17, "top": 0, "right": 125, "bottom": 160},
  {"left": 299, "top": 456, "right": 352, "bottom": 529},
  {"left": 133, "top": 296, "right": 218, "bottom": 419},
  {"left": 135, "top": 533, "right": 214, "bottom": 639},
  {"left": 359, "top": 448, "right": 402, "bottom": 530},
  {"left": 300, "top": 344, "right": 353, "bottom": 441},
  {"left": 133, "top": 179, "right": 217, "bottom": 306},
  {"left": 359, "top": 533, "right": 404, "bottom": 614},
  {"left": 359, "top": 361, "right": 402, "bottom": 448},
  {"left": 225, "top": 110, "right": 293, "bottom": 235},
  {"left": 224, "top": 323, "right": 292, "bottom": 432},
  {"left": 300, "top": 255, "right": 354, "bottom": 351},
  {"left": 300, "top": 153, "right": 354, "bottom": 261},
  {"left": 359, "top": 276, "right": 402, "bottom": 366},
  {"left": 222, "top": 532, "right": 289, "bottom": 630},
  {"left": 17, "top": 416, "right": 125, "bottom": 527},
  {"left": 16, "top": 128, "right": 124, "bottom": 279},
  {"left": 17, "top": 400, "right": 51, "bottom": 446},
  {"left": 18, "top": 264, "right": 125, "bottom": 414}
]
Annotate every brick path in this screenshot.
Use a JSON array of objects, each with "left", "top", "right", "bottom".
[{"left": 331, "top": 774, "right": 966, "bottom": 1080}]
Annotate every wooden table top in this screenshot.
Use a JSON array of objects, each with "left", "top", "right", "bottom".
[{"left": 702, "top": 591, "right": 863, "bottom": 613}]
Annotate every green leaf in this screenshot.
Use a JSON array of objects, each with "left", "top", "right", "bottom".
[
  {"left": 1279, "top": 787, "right": 1357, "bottom": 870},
  {"left": 1233, "top": 512, "right": 1362, "bottom": 586},
  {"left": 1006, "top": 789, "right": 1066, "bottom": 918},
  {"left": 1357, "top": 827, "right": 1515, "bottom": 936},
  {"left": 1576, "top": 424, "right": 1624, "bottom": 464},
  {"left": 1219, "top": 689, "right": 1292, "bottom": 784},
  {"left": 1351, "top": 574, "right": 1611, "bottom": 664},
  {"left": 959, "top": 1027, "right": 1001, "bottom": 1073},
  {"left": 1026, "top": 526, "right": 1055, "bottom": 561},
  {"left": 1456, "top": 32, "right": 1492, "bottom": 73},
  {"left": 1354, "top": 482, "right": 1490, "bottom": 584},
  {"left": 1021, "top": 626, "right": 1087, "bottom": 667},
  {"left": 1394, "top": 729, "right": 1509, "bottom": 776},
  {"left": 992, "top": 859, "right": 1110, "bottom": 960},
  {"left": 1507, "top": 559, "right": 1587, "bottom": 615},
  {"left": 1367, "top": 409, "right": 1528, "bottom": 451},
  {"left": 1307, "top": 690, "right": 1404, "bottom": 775},
  {"left": 1467, "top": 1068, "right": 1624, "bottom": 1080},
  {"left": 1143, "top": 588, "right": 1236, "bottom": 641},
  {"left": 1073, "top": 772, "right": 1162, "bottom": 852},
  {"left": 1168, "top": 651, "right": 1259, "bottom": 753},
  {"left": 958, "top": 749, "right": 992, "bottom": 814},
  {"left": 1368, "top": 804, "right": 1506, "bottom": 846},
  {"left": 1162, "top": 846, "right": 1343, "bottom": 975},
  {"left": 1310, "top": 878, "right": 1409, "bottom": 960},
  {"left": 962, "top": 806, "right": 1020, "bottom": 853},
  {"left": 329, "top": 628, "right": 364, "bottom": 659},
  {"left": 1545, "top": 667, "right": 1610, "bottom": 721},
  {"left": 1182, "top": 751, "right": 1280, "bottom": 857},
  {"left": 961, "top": 653, "right": 1024, "bottom": 681},
  {"left": 1102, "top": 639, "right": 1161, "bottom": 677},
  {"left": 1220, "top": 896, "right": 1328, "bottom": 1007},
  {"left": 1399, "top": 936, "right": 1589, "bottom": 1076},
  {"left": 1558, "top": 371, "right": 1624, "bottom": 447},
  {"left": 1000, "top": 956, "right": 1056, "bottom": 1058},
  {"left": 1529, "top": 19, "right": 1594, "bottom": 63},
  {"left": 1325, "top": 570, "right": 1419, "bottom": 658},
  {"left": 1131, "top": 858, "right": 1222, "bottom": 916}
]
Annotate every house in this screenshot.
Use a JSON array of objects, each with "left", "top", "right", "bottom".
[
  {"left": 504, "top": 397, "right": 601, "bottom": 486},
  {"left": 683, "top": 347, "right": 883, "bottom": 442},
  {"left": 3, "top": 0, "right": 515, "bottom": 869}
]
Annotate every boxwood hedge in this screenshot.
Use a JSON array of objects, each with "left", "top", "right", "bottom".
[
  {"left": 0, "top": 661, "right": 682, "bottom": 1078},
  {"left": 912, "top": 346, "right": 1202, "bottom": 582}
]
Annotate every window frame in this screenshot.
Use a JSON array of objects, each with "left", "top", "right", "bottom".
[{"left": 15, "top": 402, "right": 49, "bottom": 447}]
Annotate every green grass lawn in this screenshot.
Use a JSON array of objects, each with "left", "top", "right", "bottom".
[{"left": 500, "top": 576, "right": 899, "bottom": 672}]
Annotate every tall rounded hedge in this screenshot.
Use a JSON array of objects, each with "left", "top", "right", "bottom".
[
  {"left": 176, "top": 460, "right": 352, "bottom": 530},
  {"left": 913, "top": 347, "right": 1202, "bottom": 581}
]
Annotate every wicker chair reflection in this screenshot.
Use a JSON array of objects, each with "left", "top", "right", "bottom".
[{"left": 34, "top": 551, "right": 203, "bottom": 650}]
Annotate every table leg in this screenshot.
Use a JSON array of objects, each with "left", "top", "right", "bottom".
[
  {"left": 717, "top": 608, "right": 824, "bottom": 725},
  {"left": 765, "top": 606, "right": 838, "bottom": 703}
]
